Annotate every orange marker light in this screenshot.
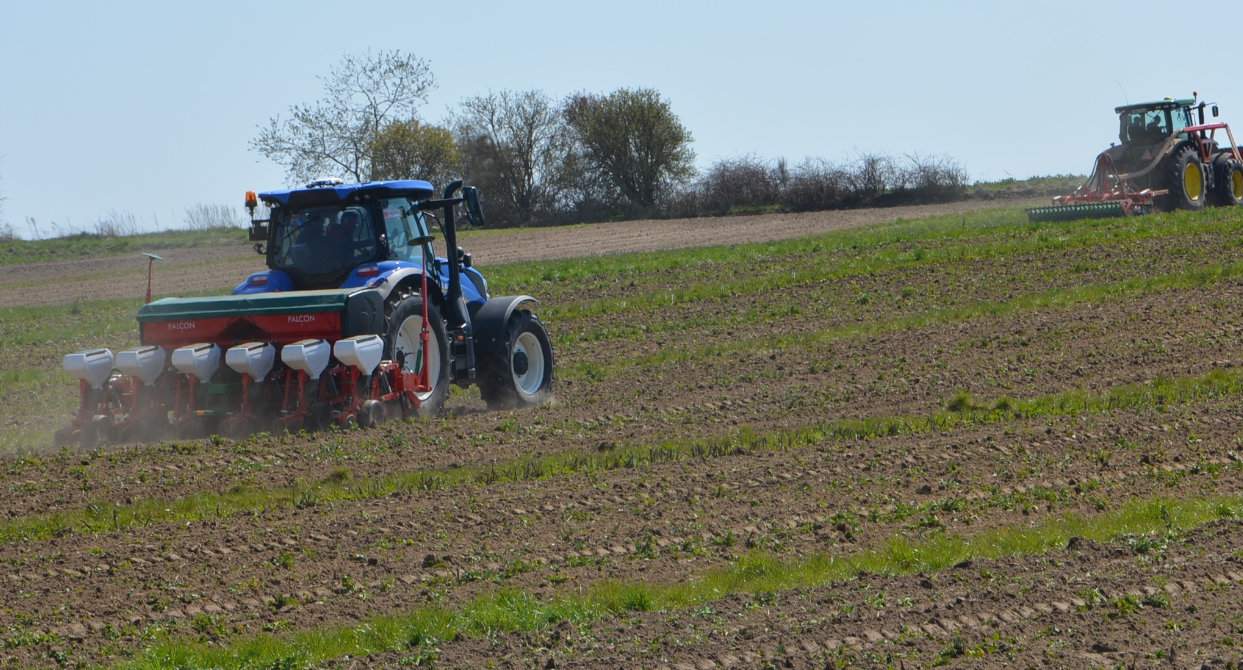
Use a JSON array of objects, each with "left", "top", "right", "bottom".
[{"left": 244, "top": 191, "right": 258, "bottom": 208}]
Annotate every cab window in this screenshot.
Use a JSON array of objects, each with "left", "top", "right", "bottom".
[
  {"left": 382, "top": 199, "right": 430, "bottom": 264},
  {"left": 1170, "top": 107, "right": 1192, "bottom": 134},
  {"left": 1121, "top": 108, "right": 1173, "bottom": 144}
]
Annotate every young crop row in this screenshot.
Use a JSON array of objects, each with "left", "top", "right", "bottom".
[
  {"left": 114, "top": 494, "right": 1243, "bottom": 669},
  {"left": 4, "top": 364, "right": 1242, "bottom": 547}
]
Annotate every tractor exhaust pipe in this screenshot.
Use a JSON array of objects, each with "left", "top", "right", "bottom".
[{"left": 442, "top": 180, "right": 465, "bottom": 327}]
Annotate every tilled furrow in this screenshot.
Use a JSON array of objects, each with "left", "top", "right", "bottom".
[
  {"left": 660, "top": 570, "right": 1243, "bottom": 670},
  {"left": 11, "top": 456, "right": 1239, "bottom": 645},
  {"left": 9, "top": 281, "right": 1243, "bottom": 523},
  {"left": 9, "top": 439, "right": 1230, "bottom": 595}
]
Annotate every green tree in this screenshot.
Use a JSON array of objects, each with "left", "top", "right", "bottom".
[
  {"left": 563, "top": 88, "right": 695, "bottom": 209},
  {"left": 370, "top": 120, "right": 460, "bottom": 188},
  {"left": 251, "top": 51, "right": 435, "bottom": 183}
]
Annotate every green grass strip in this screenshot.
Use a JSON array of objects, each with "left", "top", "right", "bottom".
[
  {"left": 485, "top": 205, "right": 1243, "bottom": 296},
  {"left": 0, "top": 227, "right": 246, "bottom": 267},
  {"left": 528, "top": 208, "right": 1243, "bottom": 328},
  {"left": 114, "top": 494, "right": 1243, "bottom": 669},
  {"left": 567, "top": 258, "right": 1243, "bottom": 380},
  {"left": 4, "top": 367, "right": 1243, "bottom": 548}
]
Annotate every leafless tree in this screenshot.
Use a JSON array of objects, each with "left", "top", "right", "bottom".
[
  {"left": 95, "top": 210, "right": 138, "bottom": 237},
  {"left": 0, "top": 160, "right": 8, "bottom": 239},
  {"left": 699, "top": 156, "right": 782, "bottom": 214},
  {"left": 780, "top": 159, "right": 851, "bottom": 212},
  {"left": 251, "top": 51, "right": 436, "bottom": 183},
  {"left": 848, "top": 153, "right": 898, "bottom": 197},
  {"left": 185, "top": 203, "right": 245, "bottom": 230},
  {"left": 899, "top": 153, "right": 968, "bottom": 201},
  {"left": 453, "top": 90, "right": 573, "bottom": 226}
]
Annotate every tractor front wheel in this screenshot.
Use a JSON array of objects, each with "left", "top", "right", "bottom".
[
  {"left": 1166, "top": 146, "right": 1206, "bottom": 211},
  {"left": 1211, "top": 156, "right": 1243, "bottom": 207},
  {"left": 385, "top": 297, "right": 450, "bottom": 418},
  {"left": 479, "top": 311, "right": 554, "bottom": 410}
]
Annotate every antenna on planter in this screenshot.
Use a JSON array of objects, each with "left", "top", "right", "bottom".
[{"left": 142, "top": 252, "right": 164, "bottom": 304}]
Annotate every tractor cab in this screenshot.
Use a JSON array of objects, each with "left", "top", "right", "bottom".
[
  {"left": 243, "top": 180, "right": 439, "bottom": 292},
  {"left": 1116, "top": 99, "right": 1197, "bottom": 147},
  {"left": 264, "top": 194, "right": 434, "bottom": 290}
]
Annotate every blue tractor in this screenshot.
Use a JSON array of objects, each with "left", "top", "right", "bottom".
[
  {"left": 237, "top": 178, "right": 555, "bottom": 416},
  {"left": 59, "top": 178, "right": 554, "bottom": 447}
]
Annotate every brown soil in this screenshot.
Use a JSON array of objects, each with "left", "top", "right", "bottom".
[
  {"left": 429, "top": 520, "right": 1243, "bottom": 669},
  {"left": 4, "top": 277, "right": 1241, "bottom": 519},
  {"left": 6, "top": 202, "right": 1243, "bottom": 669}
]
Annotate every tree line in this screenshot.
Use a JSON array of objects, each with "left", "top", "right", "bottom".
[{"left": 254, "top": 51, "right": 968, "bottom": 228}]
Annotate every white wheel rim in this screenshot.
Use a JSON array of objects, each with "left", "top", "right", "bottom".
[
  {"left": 395, "top": 315, "right": 440, "bottom": 402},
  {"left": 512, "top": 331, "right": 545, "bottom": 398}
]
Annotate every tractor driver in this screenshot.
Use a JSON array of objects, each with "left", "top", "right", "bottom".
[
  {"left": 1126, "top": 113, "right": 1146, "bottom": 144},
  {"left": 333, "top": 208, "right": 373, "bottom": 262},
  {"left": 1144, "top": 111, "right": 1168, "bottom": 142}
]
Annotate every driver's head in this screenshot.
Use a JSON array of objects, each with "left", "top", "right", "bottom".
[{"left": 336, "top": 209, "right": 362, "bottom": 240}]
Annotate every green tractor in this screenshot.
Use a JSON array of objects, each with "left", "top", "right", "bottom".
[{"left": 1028, "top": 95, "right": 1243, "bottom": 222}]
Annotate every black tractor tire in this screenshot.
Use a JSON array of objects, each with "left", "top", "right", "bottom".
[
  {"left": 1165, "top": 145, "right": 1207, "bottom": 211},
  {"left": 478, "top": 311, "right": 554, "bottom": 410},
  {"left": 1211, "top": 156, "right": 1243, "bottom": 207},
  {"left": 384, "top": 297, "right": 450, "bottom": 417}
]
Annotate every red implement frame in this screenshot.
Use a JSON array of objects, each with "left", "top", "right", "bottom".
[
  {"left": 1053, "top": 122, "right": 1242, "bottom": 215},
  {"left": 276, "top": 269, "right": 432, "bottom": 428},
  {"left": 1051, "top": 152, "right": 1161, "bottom": 216},
  {"left": 66, "top": 266, "right": 439, "bottom": 441},
  {"left": 1182, "top": 122, "right": 1243, "bottom": 163}
]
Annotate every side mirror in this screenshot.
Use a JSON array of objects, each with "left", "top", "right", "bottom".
[
  {"left": 248, "top": 222, "right": 268, "bottom": 242},
  {"left": 462, "top": 186, "right": 485, "bottom": 227},
  {"left": 1213, "top": 105, "right": 1220, "bottom": 118}
]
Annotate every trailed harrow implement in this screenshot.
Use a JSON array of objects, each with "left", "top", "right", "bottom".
[{"left": 1028, "top": 94, "right": 1243, "bottom": 222}]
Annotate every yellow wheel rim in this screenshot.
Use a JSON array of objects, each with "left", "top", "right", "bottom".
[
  {"left": 1184, "top": 162, "right": 1203, "bottom": 201},
  {"left": 1233, "top": 169, "right": 1243, "bottom": 198}
]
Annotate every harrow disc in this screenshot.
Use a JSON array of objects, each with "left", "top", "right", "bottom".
[{"left": 1025, "top": 201, "right": 1128, "bottom": 222}]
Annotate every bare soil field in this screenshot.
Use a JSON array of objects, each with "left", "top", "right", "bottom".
[{"left": 2, "top": 201, "right": 1243, "bottom": 669}]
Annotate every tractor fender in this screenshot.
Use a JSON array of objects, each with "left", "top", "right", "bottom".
[
  {"left": 367, "top": 267, "right": 445, "bottom": 307},
  {"left": 472, "top": 295, "right": 539, "bottom": 356},
  {"left": 232, "top": 269, "right": 294, "bottom": 295}
]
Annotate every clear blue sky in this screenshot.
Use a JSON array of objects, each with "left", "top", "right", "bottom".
[{"left": 2, "top": 0, "right": 1241, "bottom": 235}]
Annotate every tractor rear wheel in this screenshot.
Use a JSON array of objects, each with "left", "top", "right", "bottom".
[
  {"left": 1211, "top": 156, "right": 1243, "bottom": 207},
  {"left": 478, "top": 311, "right": 554, "bottom": 410},
  {"left": 1166, "top": 146, "right": 1207, "bottom": 211},
  {"left": 385, "top": 297, "right": 450, "bottom": 417}
]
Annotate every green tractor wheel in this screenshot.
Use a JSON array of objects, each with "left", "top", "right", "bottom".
[{"left": 1166, "top": 146, "right": 1207, "bottom": 211}]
